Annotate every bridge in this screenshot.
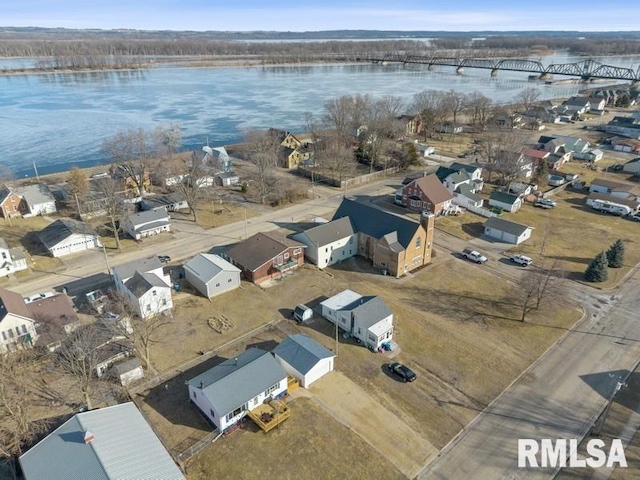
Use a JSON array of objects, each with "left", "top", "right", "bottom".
[{"left": 365, "top": 54, "right": 640, "bottom": 83}]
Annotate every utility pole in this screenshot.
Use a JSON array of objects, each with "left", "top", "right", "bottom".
[
  {"left": 335, "top": 319, "right": 339, "bottom": 357},
  {"left": 33, "top": 162, "right": 40, "bottom": 182},
  {"left": 243, "top": 207, "right": 248, "bottom": 239},
  {"left": 593, "top": 379, "right": 627, "bottom": 435},
  {"left": 102, "top": 245, "right": 111, "bottom": 277}
]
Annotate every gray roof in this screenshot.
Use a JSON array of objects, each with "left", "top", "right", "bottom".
[
  {"left": 224, "top": 232, "right": 305, "bottom": 272},
  {"left": 141, "top": 193, "right": 186, "bottom": 211},
  {"left": 37, "top": 219, "right": 98, "bottom": 249},
  {"left": 124, "top": 272, "right": 168, "bottom": 297},
  {"left": 348, "top": 296, "right": 393, "bottom": 330},
  {"left": 19, "top": 402, "right": 183, "bottom": 480},
  {"left": 489, "top": 191, "right": 520, "bottom": 206},
  {"left": 127, "top": 209, "right": 169, "bottom": 227},
  {"left": 455, "top": 183, "right": 483, "bottom": 203},
  {"left": 187, "top": 348, "right": 287, "bottom": 416},
  {"left": 484, "top": 217, "right": 532, "bottom": 236},
  {"left": 297, "top": 216, "right": 355, "bottom": 247},
  {"left": 113, "top": 256, "right": 163, "bottom": 281},
  {"left": 449, "top": 162, "right": 481, "bottom": 175},
  {"left": 184, "top": 253, "right": 240, "bottom": 283},
  {"left": 115, "top": 357, "right": 142, "bottom": 376},
  {"left": 273, "top": 334, "right": 335, "bottom": 375},
  {"left": 587, "top": 191, "right": 639, "bottom": 209},
  {"left": 15, "top": 183, "right": 55, "bottom": 206},
  {"left": 332, "top": 198, "right": 422, "bottom": 249}
]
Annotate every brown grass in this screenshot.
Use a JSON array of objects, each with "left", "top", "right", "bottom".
[{"left": 193, "top": 202, "right": 258, "bottom": 229}]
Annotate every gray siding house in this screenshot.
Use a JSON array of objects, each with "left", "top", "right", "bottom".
[{"left": 183, "top": 253, "right": 241, "bottom": 299}]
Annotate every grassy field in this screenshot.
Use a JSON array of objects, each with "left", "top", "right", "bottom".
[{"left": 193, "top": 202, "right": 258, "bottom": 229}]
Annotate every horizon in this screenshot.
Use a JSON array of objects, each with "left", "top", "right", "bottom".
[{"left": 3, "top": 1, "right": 639, "bottom": 32}]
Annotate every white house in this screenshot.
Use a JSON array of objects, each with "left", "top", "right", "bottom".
[
  {"left": 0, "top": 237, "right": 28, "bottom": 277},
  {"left": 112, "top": 257, "right": 173, "bottom": 318},
  {"left": 36, "top": 219, "right": 101, "bottom": 258},
  {"left": 320, "top": 290, "right": 394, "bottom": 350},
  {"left": 622, "top": 158, "right": 640, "bottom": 174},
  {"left": 292, "top": 216, "right": 357, "bottom": 268},
  {"left": 0, "top": 287, "right": 38, "bottom": 353},
  {"left": 187, "top": 348, "right": 288, "bottom": 431},
  {"left": 123, "top": 210, "right": 171, "bottom": 240},
  {"left": 183, "top": 253, "right": 241, "bottom": 299},
  {"left": 19, "top": 402, "right": 184, "bottom": 480},
  {"left": 488, "top": 191, "right": 522, "bottom": 213},
  {"left": 140, "top": 193, "right": 188, "bottom": 212},
  {"left": 15, "top": 183, "right": 57, "bottom": 217},
  {"left": 114, "top": 357, "right": 145, "bottom": 386},
  {"left": 589, "top": 178, "right": 633, "bottom": 199},
  {"left": 273, "top": 334, "right": 335, "bottom": 388},
  {"left": 483, "top": 217, "right": 533, "bottom": 245}
]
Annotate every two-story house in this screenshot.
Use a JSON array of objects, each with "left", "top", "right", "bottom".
[
  {"left": 0, "top": 237, "right": 28, "bottom": 277},
  {"left": 399, "top": 174, "right": 454, "bottom": 215},
  {"left": 122, "top": 209, "right": 171, "bottom": 240},
  {"left": 293, "top": 216, "right": 357, "bottom": 269},
  {"left": 0, "top": 287, "right": 38, "bottom": 353},
  {"left": 112, "top": 257, "right": 173, "bottom": 318},
  {"left": 0, "top": 186, "right": 23, "bottom": 219}
]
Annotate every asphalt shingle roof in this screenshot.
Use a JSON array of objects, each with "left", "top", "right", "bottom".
[
  {"left": 272, "top": 334, "right": 335, "bottom": 375},
  {"left": 484, "top": 217, "right": 532, "bottom": 237},
  {"left": 112, "top": 256, "right": 163, "bottom": 282},
  {"left": 331, "top": 198, "right": 422, "bottom": 250},
  {"left": 124, "top": 272, "right": 168, "bottom": 298},
  {"left": 489, "top": 191, "right": 520, "bottom": 206},
  {"left": 224, "top": 232, "right": 305, "bottom": 272},
  {"left": 297, "top": 216, "right": 355, "bottom": 247},
  {"left": 37, "top": 219, "right": 98, "bottom": 250}
]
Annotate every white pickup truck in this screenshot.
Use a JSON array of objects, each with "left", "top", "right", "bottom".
[{"left": 462, "top": 249, "right": 488, "bottom": 264}]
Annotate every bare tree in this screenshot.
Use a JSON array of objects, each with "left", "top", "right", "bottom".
[
  {"left": 103, "top": 128, "right": 155, "bottom": 195},
  {"left": 478, "top": 128, "right": 527, "bottom": 184},
  {"left": 0, "top": 352, "right": 53, "bottom": 458},
  {"left": 154, "top": 123, "right": 182, "bottom": 159},
  {"left": 95, "top": 178, "right": 127, "bottom": 252},
  {"left": 169, "top": 150, "right": 210, "bottom": 223},
  {"left": 466, "top": 91, "right": 493, "bottom": 130},
  {"left": 514, "top": 87, "right": 541, "bottom": 112},
  {"left": 323, "top": 94, "right": 373, "bottom": 146},
  {"left": 519, "top": 262, "right": 564, "bottom": 321},
  {"left": 56, "top": 324, "right": 109, "bottom": 411},
  {"left": 315, "top": 137, "right": 356, "bottom": 183},
  {"left": 67, "top": 167, "right": 89, "bottom": 206},
  {"left": 410, "top": 90, "right": 447, "bottom": 141},
  {"left": 360, "top": 96, "right": 405, "bottom": 172},
  {"left": 442, "top": 90, "right": 467, "bottom": 124},
  {"left": 103, "top": 292, "right": 172, "bottom": 373},
  {"left": 245, "top": 129, "right": 282, "bottom": 204}
]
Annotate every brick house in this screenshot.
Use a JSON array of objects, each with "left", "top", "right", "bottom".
[
  {"left": 223, "top": 232, "right": 306, "bottom": 284},
  {"left": 0, "top": 186, "right": 23, "bottom": 219},
  {"left": 400, "top": 174, "right": 453, "bottom": 215}
]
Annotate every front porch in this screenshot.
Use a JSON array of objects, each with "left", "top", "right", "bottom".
[{"left": 247, "top": 400, "right": 291, "bottom": 433}]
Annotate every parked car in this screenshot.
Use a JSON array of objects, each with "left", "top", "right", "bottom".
[
  {"left": 462, "top": 249, "right": 488, "bottom": 264},
  {"left": 510, "top": 254, "right": 533, "bottom": 267},
  {"left": 534, "top": 198, "right": 556, "bottom": 209},
  {"left": 389, "top": 362, "right": 417, "bottom": 382},
  {"left": 629, "top": 213, "right": 640, "bottom": 222},
  {"left": 158, "top": 255, "right": 171, "bottom": 264}
]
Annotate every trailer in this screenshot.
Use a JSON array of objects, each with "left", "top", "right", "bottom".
[{"left": 591, "top": 199, "right": 633, "bottom": 216}]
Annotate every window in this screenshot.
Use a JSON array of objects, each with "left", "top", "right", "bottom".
[
  {"left": 216, "top": 283, "right": 220, "bottom": 287},
  {"left": 293, "top": 248, "right": 301, "bottom": 255},
  {"left": 265, "top": 383, "right": 279, "bottom": 396},
  {"left": 7, "top": 329, "right": 14, "bottom": 338},
  {"left": 153, "top": 290, "right": 157, "bottom": 296},
  {"left": 15, "top": 327, "right": 21, "bottom": 336},
  {"left": 284, "top": 252, "right": 290, "bottom": 260},
  {"left": 21, "top": 325, "right": 27, "bottom": 334},
  {"left": 415, "top": 237, "right": 422, "bottom": 248},
  {"left": 1, "top": 252, "right": 5, "bottom": 259},
  {"left": 193, "top": 391, "right": 197, "bottom": 399},
  {"left": 146, "top": 304, "right": 151, "bottom": 312},
  {"left": 228, "top": 278, "right": 232, "bottom": 283},
  {"left": 349, "top": 237, "right": 353, "bottom": 245},
  {"left": 1, "top": 331, "right": 6, "bottom": 341},
  {"left": 162, "top": 298, "right": 167, "bottom": 306}
]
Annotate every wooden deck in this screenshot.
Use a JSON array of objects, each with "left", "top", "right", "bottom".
[{"left": 247, "top": 400, "right": 290, "bottom": 433}]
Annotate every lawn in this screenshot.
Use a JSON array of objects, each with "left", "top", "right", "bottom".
[{"left": 193, "top": 202, "right": 258, "bottom": 229}]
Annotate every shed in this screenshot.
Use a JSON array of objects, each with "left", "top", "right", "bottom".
[
  {"left": 488, "top": 191, "right": 522, "bottom": 213},
  {"left": 622, "top": 157, "right": 640, "bottom": 174},
  {"left": 183, "top": 253, "right": 241, "bottom": 299},
  {"left": 483, "top": 217, "right": 533, "bottom": 245},
  {"left": 272, "top": 334, "right": 335, "bottom": 388}
]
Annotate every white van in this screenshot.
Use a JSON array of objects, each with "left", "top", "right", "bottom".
[{"left": 293, "top": 304, "right": 313, "bottom": 323}]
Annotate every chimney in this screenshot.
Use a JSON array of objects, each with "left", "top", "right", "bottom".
[
  {"left": 199, "top": 381, "right": 204, "bottom": 389},
  {"left": 84, "top": 431, "right": 95, "bottom": 444}
]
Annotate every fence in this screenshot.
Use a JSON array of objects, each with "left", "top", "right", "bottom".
[
  {"left": 177, "top": 429, "right": 223, "bottom": 464},
  {"left": 465, "top": 204, "right": 497, "bottom": 218},
  {"left": 298, "top": 166, "right": 401, "bottom": 189}
]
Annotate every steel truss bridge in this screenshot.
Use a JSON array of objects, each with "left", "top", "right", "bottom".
[{"left": 366, "top": 54, "right": 640, "bottom": 82}]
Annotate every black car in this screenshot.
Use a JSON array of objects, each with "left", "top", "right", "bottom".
[
  {"left": 158, "top": 255, "right": 171, "bottom": 264},
  {"left": 389, "top": 362, "right": 417, "bottom": 382}
]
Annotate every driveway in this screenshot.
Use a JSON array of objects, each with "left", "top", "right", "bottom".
[{"left": 309, "top": 371, "right": 437, "bottom": 479}]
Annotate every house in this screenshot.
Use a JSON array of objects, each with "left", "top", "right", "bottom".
[
  {"left": 612, "top": 137, "right": 640, "bottom": 153},
  {"left": 19, "top": 402, "right": 184, "bottom": 480},
  {"left": 483, "top": 217, "right": 533, "bottom": 245},
  {"left": 495, "top": 150, "right": 534, "bottom": 179},
  {"left": 272, "top": 334, "right": 335, "bottom": 388},
  {"left": 223, "top": 232, "right": 305, "bottom": 285},
  {"left": 114, "top": 357, "right": 145, "bottom": 386},
  {"left": 399, "top": 114, "right": 423, "bottom": 136},
  {"left": 0, "top": 287, "right": 38, "bottom": 353},
  {"left": 600, "top": 116, "right": 640, "bottom": 140},
  {"left": 187, "top": 348, "right": 288, "bottom": 431},
  {"left": 111, "top": 165, "right": 152, "bottom": 196},
  {"left": 37, "top": 219, "right": 101, "bottom": 257},
  {"left": 215, "top": 171, "right": 240, "bottom": 186},
  {"left": 413, "top": 142, "right": 436, "bottom": 157},
  {"left": 26, "top": 293, "right": 81, "bottom": 352},
  {"left": 140, "top": 193, "right": 188, "bottom": 212},
  {"left": 0, "top": 237, "right": 28, "bottom": 277},
  {"left": 586, "top": 96, "right": 607, "bottom": 112},
  {"left": 274, "top": 130, "right": 315, "bottom": 169},
  {"left": 122, "top": 209, "right": 171, "bottom": 240},
  {"left": 435, "top": 122, "right": 463, "bottom": 134},
  {"left": 400, "top": 174, "right": 454, "bottom": 215},
  {"left": 489, "top": 191, "right": 522, "bottom": 213},
  {"left": 0, "top": 186, "right": 23, "bottom": 219},
  {"left": 589, "top": 178, "right": 633, "bottom": 199},
  {"left": 561, "top": 96, "right": 591, "bottom": 116},
  {"left": 112, "top": 256, "right": 173, "bottom": 318},
  {"left": 292, "top": 216, "right": 357, "bottom": 269},
  {"left": 320, "top": 290, "right": 394, "bottom": 350},
  {"left": 15, "top": 183, "right": 57, "bottom": 217},
  {"left": 521, "top": 148, "right": 552, "bottom": 170},
  {"left": 331, "top": 198, "right": 435, "bottom": 278},
  {"left": 586, "top": 192, "right": 639, "bottom": 213},
  {"left": 95, "top": 338, "right": 134, "bottom": 378},
  {"left": 183, "top": 253, "right": 241, "bottom": 299},
  {"left": 622, "top": 158, "right": 640, "bottom": 174},
  {"left": 523, "top": 105, "right": 562, "bottom": 124}
]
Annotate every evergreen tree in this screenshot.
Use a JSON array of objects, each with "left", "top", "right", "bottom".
[
  {"left": 536, "top": 159, "right": 549, "bottom": 182},
  {"left": 403, "top": 142, "right": 420, "bottom": 168},
  {"left": 584, "top": 251, "right": 609, "bottom": 282},
  {"left": 606, "top": 239, "right": 625, "bottom": 268}
]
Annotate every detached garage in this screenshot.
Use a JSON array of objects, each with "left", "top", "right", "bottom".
[
  {"left": 483, "top": 217, "right": 533, "bottom": 245},
  {"left": 272, "top": 334, "right": 335, "bottom": 388}
]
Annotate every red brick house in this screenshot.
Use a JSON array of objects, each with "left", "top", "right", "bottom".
[
  {"left": 400, "top": 174, "right": 453, "bottom": 215},
  {"left": 0, "top": 186, "right": 23, "bottom": 219},
  {"left": 223, "top": 232, "right": 306, "bottom": 284}
]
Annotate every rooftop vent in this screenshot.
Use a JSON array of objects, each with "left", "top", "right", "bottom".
[{"left": 84, "top": 431, "right": 95, "bottom": 444}]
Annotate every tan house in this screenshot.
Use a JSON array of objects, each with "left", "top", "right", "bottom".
[
  {"left": 275, "top": 130, "right": 315, "bottom": 169},
  {"left": 0, "top": 186, "right": 23, "bottom": 219},
  {"left": 400, "top": 174, "right": 454, "bottom": 215},
  {"left": 332, "top": 198, "right": 434, "bottom": 278},
  {"left": 0, "top": 287, "right": 38, "bottom": 353}
]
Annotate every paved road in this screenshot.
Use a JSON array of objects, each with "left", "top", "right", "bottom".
[{"left": 419, "top": 271, "right": 640, "bottom": 480}]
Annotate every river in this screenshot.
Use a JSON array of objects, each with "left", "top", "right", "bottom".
[{"left": 0, "top": 51, "right": 638, "bottom": 178}]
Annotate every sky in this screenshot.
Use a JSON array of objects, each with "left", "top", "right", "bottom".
[{"left": 2, "top": 1, "right": 639, "bottom": 32}]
